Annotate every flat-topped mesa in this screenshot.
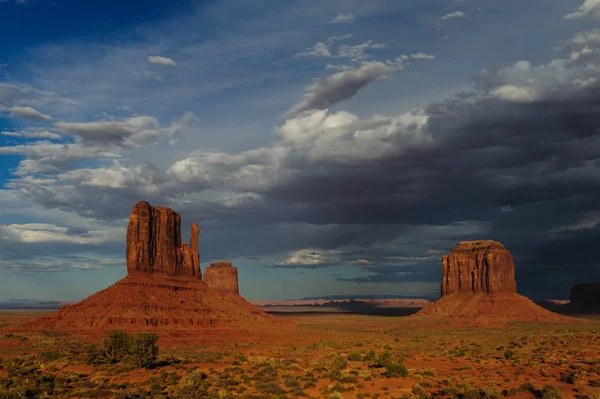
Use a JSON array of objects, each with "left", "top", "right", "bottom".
[
  {"left": 203, "top": 261, "right": 239, "bottom": 296},
  {"left": 441, "top": 240, "right": 516, "bottom": 296},
  {"left": 126, "top": 201, "right": 201, "bottom": 277}
]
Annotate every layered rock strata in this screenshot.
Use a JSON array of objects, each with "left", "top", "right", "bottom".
[{"left": 441, "top": 240, "right": 517, "bottom": 296}]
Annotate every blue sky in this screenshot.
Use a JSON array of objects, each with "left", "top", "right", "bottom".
[{"left": 1, "top": 0, "right": 600, "bottom": 301}]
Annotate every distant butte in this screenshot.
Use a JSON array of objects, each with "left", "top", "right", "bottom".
[
  {"left": 414, "top": 240, "right": 574, "bottom": 325},
  {"left": 569, "top": 283, "right": 600, "bottom": 312},
  {"left": 441, "top": 240, "right": 516, "bottom": 295},
  {"left": 204, "top": 261, "right": 240, "bottom": 296},
  {"left": 10, "top": 201, "right": 290, "bottom": 340}
]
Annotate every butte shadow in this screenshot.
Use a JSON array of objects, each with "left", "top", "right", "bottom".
[
  {"left": 6, "top": 201, "right": 292, "bottom": 344},
  {"left": 411, "top": 240, "right": 576, "bottom": 327}
]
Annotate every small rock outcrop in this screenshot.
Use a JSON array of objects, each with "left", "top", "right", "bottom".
[
  {"left": 441, "top": 240, "right": 516, "bottom": 296},
  {"left": 126, "top": 201, "right": 201, "bottom": 277},
  {"left": 570, "top": 283, "right": 600, "bottom": 310},
  {"left": 203, "top": 261, "right": 239, "bottom": 296}
]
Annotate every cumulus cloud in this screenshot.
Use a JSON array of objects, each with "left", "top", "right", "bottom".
[
  {"left": 148, "top": 55, "right": 177, "bottom": 66},
  {"left": 441, "top": 11, "right": 465, "bottom": 20},
  {"left": 565, "top": 0, "right": 600, "bottom": 20},
  {"left": 0, "top": 142, "right": 120, "bottom": 175},
  {"left": 329, "top": 12, "right": 356, "bottom": 24},
  {"left": 271, "top": 249, "right": 343, "bottom": 268},
  {"left": 287, "top": 60, "right": 404, "bottom": 115}
]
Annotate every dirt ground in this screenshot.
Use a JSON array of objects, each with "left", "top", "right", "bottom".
[{"left": 1, "top": 310, "right": 600, "bottom": 398}]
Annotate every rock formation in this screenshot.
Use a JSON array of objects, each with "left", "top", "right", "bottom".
[
  {"left": 10, "top": 201, "right": 291, "bottom": 340},
  {"left": 126, "top": 201, "right": 201, "bottom": 277},
  {"left": 441, "top": 240, "right": 516, "bottom": 296},
  {"left": 203, "top": 261, "right": 239, "bottom": 296},
  {"left": 414, "top": 240, "right": 573, "bottom": 325},
  {"left": 570, "top": 283, "right": 600, "bottom": 310}
]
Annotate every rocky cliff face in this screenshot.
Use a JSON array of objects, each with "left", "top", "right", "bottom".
[
  {"left": 203, "top": 261, "right": 239, "bottom": 296},
  {"left": 570, "top": 283, "right": 600, "bottom": 309},
  {"left": 441, "top": 240, "right": 516, "bottom": 296},
  {"left": 126, "top": 201, "right": 201, "bottom": 277}
]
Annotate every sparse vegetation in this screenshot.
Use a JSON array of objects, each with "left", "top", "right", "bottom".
[{"left": 0, "top": 312, "right": 599, "bottom": 398}]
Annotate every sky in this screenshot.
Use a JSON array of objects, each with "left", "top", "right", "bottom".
[{"left": 0, "top": 0, "right": 600, "bottom": 302}]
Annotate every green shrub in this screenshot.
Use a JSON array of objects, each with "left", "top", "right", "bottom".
[
  {"left": 332, "top": 356, "right": 348, "bottom": 370},
  {"left": 384, "top": 362, "right": 408, "bottom": 378},
  {"left": 539, "top": 385, "right": 562, "bottom": 399},
  {"left": 103, "top": 330, "right": 131, "bottom": 363},
  {"left": 348, "top": 352, "right": 362, "bottom": 361},
  {"left": 128, "top": 333, "right": 159, "bottom": 368}
]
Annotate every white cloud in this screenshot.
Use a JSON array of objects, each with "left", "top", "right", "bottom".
[
  {"left": 0, "top": 106, "right": 52, "bottom": 121},
  {"left": 295, "top": 42, "right": 333, "bottom": 58},
  {"left": 272, "top": 249, "right": 343, "bottom": 268},
  {"left": 0, "top": 142, "right": 121, "bottom": 175},
  {"left": 329, "top": 12, "right": 356, "bottom": 24},
  {"left": 490, "top": 84, "right": 538, "bottom": 102},
  {"left": 2, "top": 223, "right": 109, "bottom": 244},
  {"left": 565, "top": 0, "right": 600, "bottom": 20},
  {"left": 1, "top": 129, "right": 61, "bottom": 140},
  {"left": 278, "top": 108, "right": 431, "bottom": 164},
  {"left": 337, "top": 41, "right": 388, "bottom": 61},
  {"left": 54, "top": 116, "right": 162, "bottom": 147},
  {"left": 441, "top": 11, "right": 465, "bottom": 20},
  {"left": 288, "top": 60, "right": 405, "bottom": 115},
  {"left": 148, "top": 55, "right": 177, "bottom": 66},
  {"left": 410, "top": 52, "right": 436, "bottom": 60}
]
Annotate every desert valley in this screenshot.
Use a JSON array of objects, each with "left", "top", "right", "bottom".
[
  {"left": 0, "top": 202, "right": 599, "bottom": 399},
  {"left": 2, "top": 0, "right": 600, "bottom": 397}
]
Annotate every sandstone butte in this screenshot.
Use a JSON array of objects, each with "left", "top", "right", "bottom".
[
  {"left": 570, "top": 283, "right": 600, "bottom": 311},
  {"left": 11, "top": 201, "right": 290, "bottom": 341},
  {"left": 414, "top": 240, "right": 574, "bottom": 325},
  {"left": 203, "top": 261, "right": 240, "bottom": 296}
]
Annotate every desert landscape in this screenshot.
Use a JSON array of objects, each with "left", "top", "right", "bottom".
[
  {"left": 2, "top": 1, "right": 600, "bottom": 398},
  {"left": 0, "top": 202, "right": 599, "bottom": 399}
]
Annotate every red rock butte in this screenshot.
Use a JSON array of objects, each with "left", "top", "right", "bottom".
[
  {"left": 441, "top": 240, "right": 517, "bottom": 296},
  {"left": 414, "top": 240, "right": 573, "bottom": 325},
  {"left": 203, "top": 261, "right": 240, "bottom": 296},
  {"left": 10, "top": 201, "right": 290, "bottom": 341}
]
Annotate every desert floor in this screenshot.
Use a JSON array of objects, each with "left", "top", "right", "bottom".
[{"left": 1, "top": 310, "right": 599, "bottom": 398}]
